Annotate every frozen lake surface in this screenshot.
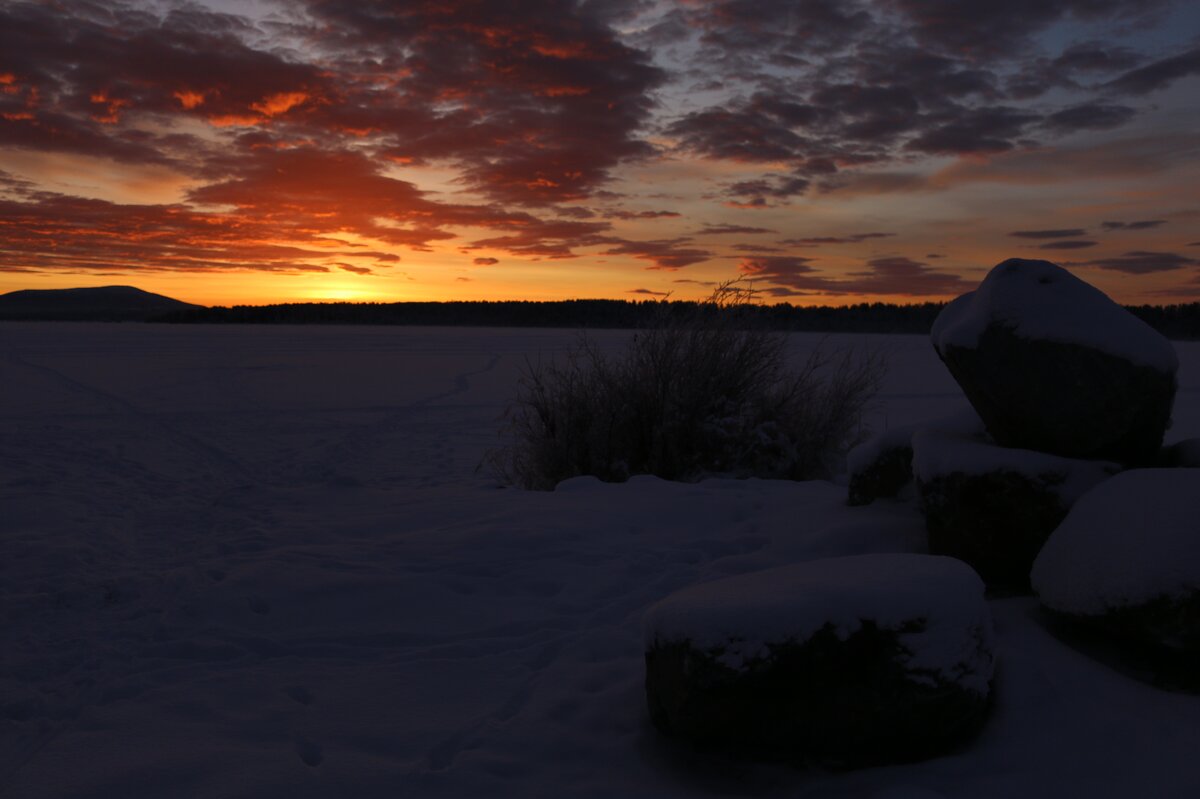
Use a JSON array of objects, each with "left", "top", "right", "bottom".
[{"left": 2, "top": 322, "right": 1199, "bottom": 798}]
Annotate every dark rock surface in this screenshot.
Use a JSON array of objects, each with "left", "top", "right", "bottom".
[
  {"left": 645, "top": 623, "right": 993, "bottom": 769},
  {"left": 919, "top": 469, "right": 1070, "bottom": 590},
  {"left": 937, "top": 327, "right": 1175, "bottom": 465},
  {"left": 913, "top": 429, "right": 1117, "bottom": 590},
  {"left": 931, "top": 259, "right": 1178, "bottom": 465},
  {"left": 1032, "top": 469, "right": 1200, "bottom": 666},
  {"left": 847, "top": 445, "right": 913, "bottom": 506},
  {"left": 643, "top": 554, "right": 994, "bottom": 768}
]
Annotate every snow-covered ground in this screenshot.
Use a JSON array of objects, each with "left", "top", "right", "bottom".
[{"left": 2, "top": 322, "right": 1198, "bottom": 798}]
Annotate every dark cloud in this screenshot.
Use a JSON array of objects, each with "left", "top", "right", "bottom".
[
  {"left": 1009, "top": 228, "right": 1089, "bottom": 239},
  {"left": 697, "top": 224, "right": 777, "bottom": 235},
  {"left": 337, "top": 264, "right": 373, "bottom": 275},
  {"left": 469, "top": 219, "right": 614, "bottom": 259},
  {"left": 906, "top": 106, "right": 1039, "bottom": 155},
  {"left": 730, "top": 244, "right": 787, "bottom": 253},
  {"left": 604, "top": 209, "right": 682, "bottom": 220},
  {"left": 657, "top": 0, "right": 1187, "bottom": 206},
  {"left": 738, "top": 256, "right": 820, "bottom": 282},
  {"left": 739, "top": 253, "right": 975, "bottom": 296},
  {"left": 700, "top": 0, "right": 875, "bottom": 54},
  {"left": 1041, "top": 103, "right": 1137, "bottom": 134},
  {"left": 724, "top": 174, "right": 813, "bottom": 205},
  {"left": 0, "top": 0, "right": 667, "bottom": 211},
  {"left": 297, "top": 0, "right": 666, "bottom": 205},
  {"left": 473, "top": 257, "right": 500, "bottom": 265},
  {"left": 1100, "top": 219, "right": 1167, "bottom": 230},
  {"left": 0, "top": 1, "right": 328, "bottom": 168},
  {"left": 668, "top": 106, "right": 810, "bottom": 163},
  {"left": 601, "top": 239, "right": 713, "bottom": 269},
  {"left": 1038, "top": 240, "right": 1098, "bottom": 249},
  {"left": 1080, "top": 250, "right": 1200, "bottom": 273},
  {"left": 1052, "top": 42, "right": 1144, "bottom": 74},
  {"left": 627, "top": 287, "right": 668, "bottom": 296},
  {"left": 844, "top": 256, "right": 977, "bottom": 295},
  {"left": 890, "top": 0, "right": 1171, "bottom": 57},
  {"left": 933, "top": 133, "right": 1200, "bottom": 186},
  {"left": 1105, "top": 46, "right": 1200, "bottom": 95},
  {"left": 777, "top": 233, "right": 895, "bottom": 246}
]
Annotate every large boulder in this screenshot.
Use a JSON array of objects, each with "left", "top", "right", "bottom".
[
  {"left": 1032, "top": 469, "right": 1200, "bottom": 658},
  {"left": 643, "top": 554, "right": 995, "bottom": 768},
  {"left": 914, "top": 428, "right": 1118, "bottom": 589},
  {"left": 932, "top": 258, "right": 1178, "bottom": 465}
]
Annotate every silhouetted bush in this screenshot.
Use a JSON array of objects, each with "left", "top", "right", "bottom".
[{"left": 490, "top": 283, "right": 885, "bottom": 490}]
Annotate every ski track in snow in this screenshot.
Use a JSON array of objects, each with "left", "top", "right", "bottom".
[{"left": 1, "top": 323, "right": 1199, "bottom": 798}]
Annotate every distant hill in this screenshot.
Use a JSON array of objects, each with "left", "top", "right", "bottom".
[{"left": 0, "top": 286, "right": 204, "bottom": 321}]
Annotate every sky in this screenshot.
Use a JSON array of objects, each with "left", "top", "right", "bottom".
[{"left": 0, "top": 0, "right": 1198, "bottom": 307}]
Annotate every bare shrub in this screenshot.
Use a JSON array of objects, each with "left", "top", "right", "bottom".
[{"left": 490, "top": 283, "right": 884, "bottom": 490}]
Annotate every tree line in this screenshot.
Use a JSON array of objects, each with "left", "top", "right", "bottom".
[
  {"left": 5, "top": 298, "right": 1197, "bottom": 339},
  {"left": 144, "top": 299, "right": 1200, "bottom": 339}
]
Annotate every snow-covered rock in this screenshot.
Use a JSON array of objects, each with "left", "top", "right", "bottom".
[
  {"left": 643, "top": 554, "right": 995, "bottom": 767},
  {"left": 931, "top": 258, "right": 1178, "bottom": 464},
  {"left": 847, "top": 407, "right": 983, "bottom": 506},
  {"left": 1032, "top": 469, "right": 1200, "bottom": 654},
  {"left": 914, "top": 428, "right": 1118, "bottom": 588}
]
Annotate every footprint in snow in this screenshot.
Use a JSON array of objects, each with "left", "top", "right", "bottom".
[
  {"left": 294, "top": 735, "right": 323, "bottom": 767},
  {"left": 284, "top": 685, "right": 315, "bottom": 706}
]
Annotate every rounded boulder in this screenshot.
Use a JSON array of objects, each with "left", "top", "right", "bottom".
[
  {"left": 643, "top": 554, "right": 995, "bottom": 768},
  {"left": 932, "top": 259, "right": 1177, "bottom": 465}
]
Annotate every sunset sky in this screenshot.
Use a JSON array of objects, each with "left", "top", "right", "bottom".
[{"left": 1, "top": 0, "right": 1198, "bottom": 307}]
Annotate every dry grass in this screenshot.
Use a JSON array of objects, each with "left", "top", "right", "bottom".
[{"left": 490, "top": 283, "right": 884, "bottom": 490}]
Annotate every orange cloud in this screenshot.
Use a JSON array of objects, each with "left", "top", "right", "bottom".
[
  {"left": 89, "top": 91, "right": 130, "bottom": 124},
  {"left": 250, "top": 91, "right": 310, "bottom": 117},
  {"left": 174, "top": 90, "right": 207, "bottom": 110}
]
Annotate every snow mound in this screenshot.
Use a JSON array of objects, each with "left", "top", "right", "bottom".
[
  {"left": 931, "top": 258, "right": 1177, "bottom": 372},
  {"left": 913, "top": 428, "right": 1119, "bottom": 505},
  {"left": 848, "top": 406, "right": 983, "bottom": 476},
  {"left": 1032, "top": 469, "right": 1200, "bottom": 616},
  {"left": 644, "top": 553, "right": 994, "bottom": 693}
]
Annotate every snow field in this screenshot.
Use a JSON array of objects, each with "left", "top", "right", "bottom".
[{"left": 2, "top": 322, "right": 1200, "bottom": 797}]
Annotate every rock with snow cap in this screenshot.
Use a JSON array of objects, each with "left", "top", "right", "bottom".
[
  {"left": 931, "top": 258, "right": 1178, "bottom": 465},
  {"left": 913, "top": 427, "right": 1119, "bottom": 589},
  {"left": 643, "top": 554, "right": 995, "bottom": 768},
  {"left": 847, "top": 407, "right": 984, "bottom": 506},
  {"left": 1032, "top": 469, "right": 1200, "bottom": 660}
]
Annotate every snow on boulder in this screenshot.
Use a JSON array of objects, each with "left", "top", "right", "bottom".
[
  {"left": 643, "top": 554, "right": 995, "bottom": 768},
  {"left": 1032, "top": 469, "right": 1200, "bottom": 653},
  {"left": 914, "top": 428, "right": 1119, "bottom": 589},
  {"left": 847, "top": 407, "right": 983, "bottom": 506},
  {"left": 931, "top": 258, "right": 1178, "bottom": 465}
]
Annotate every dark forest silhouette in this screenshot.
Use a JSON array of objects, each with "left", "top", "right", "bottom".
[{"left": 152, "top": 299, "right": 1200, "bottom": 340}]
